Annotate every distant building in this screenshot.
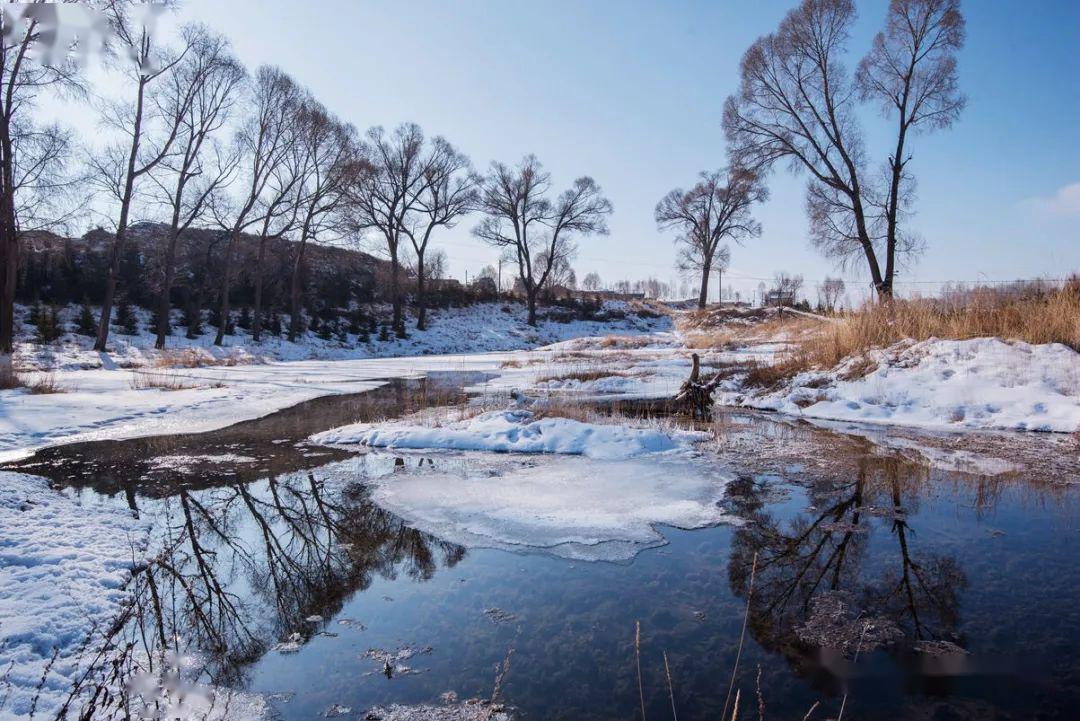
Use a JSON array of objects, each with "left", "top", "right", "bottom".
[{"left": 764, "top": 289, "right": 796, "bottom": 307}]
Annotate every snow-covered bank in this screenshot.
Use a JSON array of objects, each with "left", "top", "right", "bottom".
[
  {"left": 732, "top": 338, "right": 1080, "bottom": 433},
  {"left": 0, "top": 354, "right": 510, "bottom": 462},
  {"left": 313, "top": 409, "right": 709, "bottom": 460},
  {"left": 0, "top": 473, "right": 148, "bottom": 721},
  {"left": 15, "top": 301, "right": 670, "bottom": 372}
]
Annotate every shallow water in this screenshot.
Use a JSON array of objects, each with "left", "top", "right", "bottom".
[{"left": 8, "top": 376, "right": 1080, "bottom": 721}]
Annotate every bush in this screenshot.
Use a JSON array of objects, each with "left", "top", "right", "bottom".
[
  {"left": 75, "top": 303, "right": 97, "bottom": 337},
  {"left": 115, "top": 299, "right": 139, "bottom": 335},
  {"left": 35, "top": 306, "right": 63, "bottom": 343}
]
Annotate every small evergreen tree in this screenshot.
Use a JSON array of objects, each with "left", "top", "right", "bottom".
[
  {"left": 237, "top": 306, "right": 252, "bottom": 330},
  {"left": 35, "top": 306, "right": 62, "bottom": 343},
  {"left": 116, "top": 299, "right": 139, "bottom": 335},
  {"left": 75, "top": 303, "right": 96, "bottom": 337},
  {"left": 28, "top": 302, "right": 43, "bottom": 328},
  {"left": 182, "top": 304, "right": 203, "bottom": 339},
  {"left": 378, "top": 322, "right": 390, "bottom": 342},
  {"left": 317, "top": 319, "right": 333, "bottom": 341},
  {"left": 268, "top": 312, "right": 282, "bottom": 337}
]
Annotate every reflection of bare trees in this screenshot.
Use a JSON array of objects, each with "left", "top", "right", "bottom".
[
  {"left": 728, "top": 455, "right": 968, "bottom": 665},
  {"left": 58, "top": 468, "right": 464, "bottom": 719}
]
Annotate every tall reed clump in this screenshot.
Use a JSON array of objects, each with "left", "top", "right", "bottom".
[{"left": 790, "top": 278, "right": 1080, "bottom": 377}]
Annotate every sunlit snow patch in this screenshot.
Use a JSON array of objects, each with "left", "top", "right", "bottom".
[{"left": 312, "top": 409, "right": 709, "bottom": 460}]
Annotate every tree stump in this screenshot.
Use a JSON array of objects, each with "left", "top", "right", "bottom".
[{"left": 674, "top": 352, "right": 720, "bottom": 420}]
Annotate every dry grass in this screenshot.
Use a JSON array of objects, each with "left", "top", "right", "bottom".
[
  {"left": 802, "top": 280, "right": 1080, "bottom": 366},
  {"left": 130, "top": 371, "right": 224, "bottom": 391},
  {"left": 534, "top": 367, "right": 638, "bottom": 384},
  {"left": 598, "top": 334, "right": 653, "bottom": 349},
  {"left": 0, "top": 367, "right": 65, "bottom": 393},
  {"left": 0, "top": 364, "right": 21, "bottom": 390},
  {"left": 757, "top": 280, "right": 1080, "bottom": 386},
  {"left": 154, "top": 348, "right": 245, "bottom": 368},
  {"left": 25, "top": 373, "right": 64, "bottom": 394}
]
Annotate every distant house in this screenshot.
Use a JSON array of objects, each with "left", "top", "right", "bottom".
[
  {"left": 764, "top": 289, "right": 796, "bottom": 307},
  {"left": 471, "top": 276, "right": 497, "bottom": 295},
  {"left": 427, "top": 277, "right": 463, "bottom": 291}
]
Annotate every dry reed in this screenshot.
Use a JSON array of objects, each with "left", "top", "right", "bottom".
[
  {"left": 635, "top": 621, "right": 646, "bottom": 721},
  {"left": 722, "top": 551, "right": 758, "bottom": 721}
]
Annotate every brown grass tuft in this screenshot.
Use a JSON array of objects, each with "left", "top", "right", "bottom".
[
  {"left": 0, "top": 367, "right": 65, "bottom": 393},
  {"left": 130, "top": 371, "right": 223, "bottom": 391}
]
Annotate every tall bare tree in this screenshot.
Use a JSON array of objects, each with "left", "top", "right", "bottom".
[
  {"left": 819, "top": 276, "right": 846, "bottom": 312},
  {"left": 91, "top": 10, "right": 198, "bottom": 351},
  {"left": 582, "top": 272, "right": 602, "bottom": 291},
  {"left": 723, "top": 0, "right": 964, "bottom": 299},
  {"left": 0, "top": 4, "right": 85, "bottom": 358},
  {"left": 474, "top": 155, "right": 611, "bottom": 326},
  {"left": 148, "top": 26, "right": 244, "bottom": 349},
  {"left": 212, "top": 65, "right": 299, "bottom": 346},
  {"left": 655, "top": 167, "right": 764, "bottom": 309},
  {"left": 402, "top": 138, "right": 476, "bottom": 330},
  {"left": 285, "top": 100, "right": 359, "bottom": 342},
  {"left": 347, "top": 123, "right": 429, "bottom": 336}
]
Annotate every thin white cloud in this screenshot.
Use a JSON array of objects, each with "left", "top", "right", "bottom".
[{"left": 1025, "top": 181, "right": 1080, "bottom": 219}]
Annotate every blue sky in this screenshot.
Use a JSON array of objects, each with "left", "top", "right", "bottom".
[{"left": 74, "top": 1, "right": 1080, "bottom": 301}]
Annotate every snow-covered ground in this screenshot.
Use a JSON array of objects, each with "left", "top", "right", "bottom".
[
  {"left": 0, "top": 473, "right": 148, "bottom": 720},
  {"left": 728, "top": 337, "right": 1080, "bottom": 433},
  {"left": 14, "top": 301, "right": 670, "bottom": 372},
  {"left": 314, "top": 408, "right": 709, "bottom": 460}
]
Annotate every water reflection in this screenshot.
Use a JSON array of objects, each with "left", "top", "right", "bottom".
[
  {"left": 727, "top": 454, "right": 967, "bottom": 673},
  {"left": 66, "top": 465, "right": 465, "bottom": 718}
]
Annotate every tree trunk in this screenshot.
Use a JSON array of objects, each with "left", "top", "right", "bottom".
[
  {"left": 526, "top": 290, "right": 537, "bottom": 326},
  {"left": 96, "top": 78, "right": 148, "bottom": 352},
  {"left": 390, "top": 252, "right": 403, "bottom": 336},
  {"left": 95, "top": 221, "right": 128, "bottom": 352},
  {"left": 287, "top": 238, "right": 307, "bottom": 342},
  {"left": 154, "top": 226, "right": 180, "bottom": 349},
  {"left": 214, "top": 230, "right": 239, "bottom": 346},
  {"left": 697, "top": 262, "right": 711, "bottom": 309},
  {"left": 415, "top": 256, "right": 426, "bottom": 331},
  {"left": 252, "top": 234, "right": 267, "bottom": 342},
  {"left": 0, "top": 118, "right": 17, "bottom": 355}
]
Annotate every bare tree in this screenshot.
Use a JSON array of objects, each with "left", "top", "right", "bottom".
[
  {"left": 723, "top": 0, "right": 964, "bottom": 299},
  {"left": 582, "top": 272, "right": 602, "bottom": 291},
  {"left": 534, "top": 248, "right": 576, "bottom": 291},
  {"left": 819, "top": 276, "right": 846, "bottom": 312},
  {"left": 212, "top": 65, "right": 300, "bottom": 346},
  {"left": 474, "top": 155, "right": 611, "bottom": 325},
  {"left": 91, "top": 10, "right": 199, "bottom": 351},
  {"left": 772, "top": 272, "right": 804, "bottom": 306},
  {"left": 401, "top": 137, "right": 476, "bottom": 330},
  {"left": 347, "top": 123, "right": 430, "bottom": 337},
  {"left": 147, "top": 26, "right": 243, "bottom": 349},
  {"left": 0, "top": 3, "right": 86, "bottom": 358},
  {"left": 285, "top": 100, "right": 359, "bottom": 342},
  {"left": 656, "top": 167, "right": 764, "bottom": 309}
]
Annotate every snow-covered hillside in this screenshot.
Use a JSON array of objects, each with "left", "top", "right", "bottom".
[{"left": 14, "top": 301, "right": 670, "bottom": 371}]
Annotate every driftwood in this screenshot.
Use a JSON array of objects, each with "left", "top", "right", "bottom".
[{"left": 674, "top": 353, "right": 723, "bottom": 419}]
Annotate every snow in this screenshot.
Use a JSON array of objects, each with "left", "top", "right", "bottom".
[
  {"left": 313, "top": 409, "right": 709, "bottom": 460},
  {"left": 15, "top": 301, "right": 670, "bottom": 372},
  {"left": 0, "top": 472, "right": 149, "bottom": 721},
  {"left": 739, "top": 338, "right": 1080, "bottom": 433},
  {"left": 325, "top": 452, "right": 736, "bottom": 561}
]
